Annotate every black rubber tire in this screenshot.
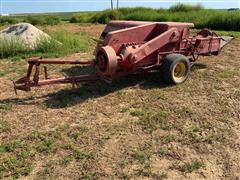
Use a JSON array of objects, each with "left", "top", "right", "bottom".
[{"left": 161, "top": 54, "right": 190, "bottom": 85}]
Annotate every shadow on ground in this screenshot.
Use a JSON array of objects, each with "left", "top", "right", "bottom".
[
  {"left": 44, "top": 71, "right": 169, "bottom": 109},
  {"left": 0, "top": 63, "right": 207, "bottom": 109},
  {"left": 191, "top": 63, "right": 207, "bottom": 71}
]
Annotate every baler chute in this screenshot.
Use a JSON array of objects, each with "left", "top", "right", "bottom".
[{"left": 13, "top": 21, "right": 233, "bottom": 93}]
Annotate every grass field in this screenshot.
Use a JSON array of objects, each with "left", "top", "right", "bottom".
[
  {"left": 0, "top": 23, "right": 94, "bottom": 59},
  {"left": 1, "top": 4, "right": 239, "bottom": 31},
  {"left": 70, "top": 6, "right": 240, "bottom": 31},
  {"left": 0, "top": 23, "right": 240, "bottom": 179},
  {"left": 0, "top": 22, "right": 239, "bottom": 60}
]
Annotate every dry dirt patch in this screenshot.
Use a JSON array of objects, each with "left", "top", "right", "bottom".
[{"left": 39, "top": 23, "right": 104, "bottom": 37}]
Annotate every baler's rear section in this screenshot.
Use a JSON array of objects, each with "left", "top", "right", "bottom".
[{"left": 14, "top": 21, "right": 233, "bottom": 93}]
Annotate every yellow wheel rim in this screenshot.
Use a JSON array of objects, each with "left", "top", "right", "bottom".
[{"left": 172, "top": 62, "right": 187, "bottom": 83}]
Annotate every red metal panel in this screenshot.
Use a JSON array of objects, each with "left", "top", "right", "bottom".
[
  {"left": 131, "top": 28, "right": 179, "bottom": 64},
  {"left": 103, "top": 23, "right": 157, "bottom": 54},
  {"left": 194, "top": 37, "right": 221, "bottom": 54}
]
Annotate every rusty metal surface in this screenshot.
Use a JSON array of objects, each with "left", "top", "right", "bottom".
[{"left": 14, "top": 21, "right": 231, "bottom": 93}]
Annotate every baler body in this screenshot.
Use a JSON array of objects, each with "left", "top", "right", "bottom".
[
  {"left": 13, "top": 21, "right": 233, "bottom": 92},
  {"left": 94, "top": 21, "right": 222, "bottom": 76}
]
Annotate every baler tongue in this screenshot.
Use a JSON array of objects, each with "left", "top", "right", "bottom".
[{"left": 220, "top": 36, "right": 234, "bottom": 49}]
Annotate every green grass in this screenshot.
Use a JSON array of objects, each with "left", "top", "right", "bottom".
[
  {"left": 36, "top": 139, "right": 57, "bottom": 154},
  {"left": 217, "top": 69, "right": 238, "bottom": 79},
  {"left": 169, "top": 3, "right": 204, "bottom": 12},
  {"left": 132, "top": 151, "right": 148, "bottom": 163},
  {"left": 0, "top": 102, "right": 12, "bottom": 112},
  {"left": 179, "top": 122, "right": 231, "bottom": 145},
  {"left": 0, "top": 17, "right": 19, "bottom": 25},
  {"left": 0, "top": 15, "right": 61, "bottom": 26},
  {"left": 161, "top": 134, "right": 176, "bottom": 143},
  {"left": 59, "top": 155, "right": 74, "bottom": 166},
  {"left": 0, "top": 140, "right": 34, "bottom": 179},
  {"left": 132, "top": 109, "right": 168, "bottom": 133},
  {"left": 0, "top": 38, "right": 29, "bottom": 59},
  {"left": 9, "top": 11, "right": 87, "bottom": 22},
  {"left": 130, "top": 109, "right": 145, "bottom": 117},
  {"left": 179, "top": 160, "right": 205, "bottom": 173},
  {"left": 0, "top": 155, "right": 33, "bottom": 179},
  {"left": 37, "top": 161, "right": 55, "bottom": 179},
  {"left": 71, "top": 5, "right": 240, "bottom": 31},
  {"left": 27, "top": 15, "right": 61, "bottom": 25},
  {"left": 1, "top": 3, "right": 240, "bottom": 32},
  {"left": 0, "top": 124, "right": 96, "bottom": 179},
  {"left": 0, "top": 121, "right": 11, "bottom": 133},
  {"left": 0, "top": 30, "right": 92, "bottom": 59},
  {"left": 213, "top": 30, "right": 240, "bottom": 38},
  {"left": 68, "top": 126, "right": 89, "bottom": 141}
]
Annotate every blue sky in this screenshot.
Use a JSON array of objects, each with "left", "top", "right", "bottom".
[{"left": 0, "top": 0, "right": 240, "bottom": 14}]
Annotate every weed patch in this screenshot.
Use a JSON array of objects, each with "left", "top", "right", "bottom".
[
  {"left": 0, "top": 30, "right": 91, "bottom": 59},
  {"left": 133, "top": 109, "right": 168, "bottom": 133},
  {"left": 67, "top": 125, "right": 89, "bottom": 141},
  {"left": 59, "top": 155, "right": 74, "bottom": 166},
  {"left": 0, "top": 140, "right": 34, "bottom": 179},
  {"left": 0, "top": 121, "right": 11, "bottom": 133},
  {"left": 37, "top": 161, "right": 55, "bottom": 179},
  {"left": 130, "top": 109, "right": 145, "bottom": 117},
  {"left": 217, "top": 70, "right": 238, "bottom": 79},
  {"left": 0, "top": 124, "right": 95, "bottom": 179},
  {"left": 0, "top": 156, "right": 33, "bottom": 179},
  {"left": 70, "top": 5, "right": 240, "bottom": 31},
  {"left": 169, "top": 3, "right": 203, "bottom": 12},
  {"left": 161, "top": 134, "right": 176, "bottom": 143},
  {"left": 0, "top": 38, "right": 29, "bottom": 59},
  {"left": 132, "top": 151, "right": 149, "bottom": 163},
  {"left": 36, "top": 139, "right": 57, "bottom": 154},
  {"left": 26, "top": 15, "right": 61, "bottom": 25},
  {"left": 0, "top": 130, "right": 60, "bottom": 178},
  {"left": 0, "top": 17, "right": 19, "bottom": 25},
  {"left": 180, "top": 122, "right": 231, "bottom": 145},
  {"left": 173, "top": 160, "right": 205, "bottom": 173},
  {"left": 0, "top": 102, "right": 12, "bottom": 112}
]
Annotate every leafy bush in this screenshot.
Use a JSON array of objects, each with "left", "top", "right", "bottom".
[
  {"left": 71, "top": 11, "right": 116, "bottom": 24},
  {"left": 0, "top": 31, "right": 91, "bottom": 59},
  {"left": 45, "top": 16, "right": 61, "bottom": 25},
  {"left": 50, "top": 31, "right": 91, "bottom": 53},
  {"left": 69, "top": 5, "right": 240, "bottom": 31},
  {"left": 0, "top": 38, "right": 29, "bottom": 58},
  {"left": 169, "top": 3, "right": 203, "bottom": 12},
  {"left": 70, "top": 13, "right": 95, "bottom": 23},
  {"left": 35, "top": 36, "right": 62, "bottom": 54},
  {"left": 208, "top": 12, "right": 240, "bottom": 31},
  {"left": 26, "top": 16, "right": 45, "bottom": 25},
  {"left": 0, "top": 17, "right": 19, "bottom": 25},
  {"left": 34, "top": 31, "right": 91, "bottom": 56},
  {"left": 90, "top": 9, "right": 122, "bottom": 24},
  {"left": 118, "top": 7, "right": 157, "bottom": 14},
  {"left": 124, "top": 11, "right": 160, "bottom": 21},
  {"left": 26, "top": 15, "right": 61, "bottom": 25}
]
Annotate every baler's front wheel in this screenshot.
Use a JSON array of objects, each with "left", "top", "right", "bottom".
[{"left": 161, "top": 54, "right": 190, "bottom": 84}]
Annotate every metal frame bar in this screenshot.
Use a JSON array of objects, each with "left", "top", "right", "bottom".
[{"left": 13, "top": 58, "right": 99, "bottom": 93}]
